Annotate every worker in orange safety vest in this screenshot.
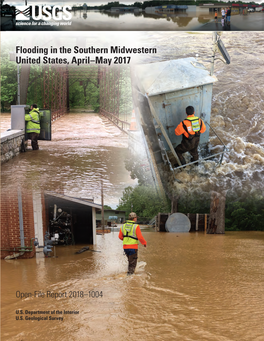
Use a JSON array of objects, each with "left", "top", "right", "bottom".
[
  {"left": 119, "top": 212, "right": 147, "bottom": 275},
  {"left": 174, "top": 106, "right": 206, "bottom": 166}
]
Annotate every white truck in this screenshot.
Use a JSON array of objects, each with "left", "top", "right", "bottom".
[{"left": 255, "top": 7, "right": 262, "bottom": 12}]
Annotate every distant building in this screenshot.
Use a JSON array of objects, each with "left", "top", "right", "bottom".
[
  {"left": 110, "top": 7, "right": 140, "bottom": 13},
  {"left": 155, "top": 4, "right": 188, "bottom": 11},
  {"left": 96, "top": 209, "right": 126, "bottom": 225},
  {"left": 145, "top": 4, "right": 187, "bottom": 13}
]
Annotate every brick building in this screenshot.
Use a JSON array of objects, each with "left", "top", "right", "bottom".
[
  {"left": 1, "top": 188, "right": 46, "bottom": 259},
  {"left": 1, "top": 189, "right": 101, "bottom": 259}
]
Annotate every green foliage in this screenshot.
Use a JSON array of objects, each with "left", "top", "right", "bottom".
[
  {"left": 1, "top": 46, "right": 100, "bottom": 112},
  {"left": 26, "top": 65, "right": 44, "bottom": 107},
  {"left": 69, "top": 79, "right": 100, "bottom": 112},
  {"left": 1, "top": 44, "right": 17, "bottom": 111},
  {"left": 177, "top": 192, "right": 210, "bottom": 214},
  {"left": 104, "top": 205, "right": 113, "bottom": 210},
  {"left": 99, "top": 67, "right": 132, "bottom": 116},
  {"left": 69, "top": 82, "right": 85, "bottom": 108},
  {"left": 119, "top": 69, "right": 133, "bottom": 116},
  {"left": 225, "top": 197, "right": 264, "bottom": 231},
  {"left": 124, "top": 157, "right": 153, "bottom": 186},
  {"left": 133, "top": 2, "right": 143, "bottom": 8},
  {"left": 76, "top": 0, "right": 263, "bottom": 10},
  {"left": 117, "top": 185, "right": 170, "bottom": 219}
]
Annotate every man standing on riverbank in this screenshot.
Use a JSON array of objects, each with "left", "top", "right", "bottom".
[
  {"left": 25, "top": 104, "right": 40, "bottom": 150},
  {"left": 119, "top": 212, "right": 147, "bottom": 275},
  {"left": 174, "top": 106, "right": 206, "bottom": 166},
  {"left": 226, "top": 7, "right": 231, "bottom": 25}
]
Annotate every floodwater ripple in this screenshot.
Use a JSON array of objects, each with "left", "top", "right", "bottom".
[{"left": 2, "top": 232, "right": 264, "bottom": 341}]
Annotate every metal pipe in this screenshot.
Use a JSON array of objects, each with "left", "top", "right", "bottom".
[
  {"left": 205, "top": 121, "right": 227, "bottom": 147},
  {"left": 174, "top": 151, "right": 228, "bottom": 170},
  {"left": 1, "top": 238, "right": 36, "bottom": 252},
  {"left": 18, "top": 188, "right": 25, "bottom": 247},
  {"left": 17, "top": 64, "right": 20, "bottom": 104},
  {"left": 101, "top": 180, "right": 104, "bottom": 233},
  {"left": 53, "top": 204, "right": 57, "bottom": 221},
  {"left": 210, "top": 32, "right": 218, "bottom": 76}
]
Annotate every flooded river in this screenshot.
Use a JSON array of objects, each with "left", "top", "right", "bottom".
[
  {"left": 62, "top": 10, "right": 213, "bottom": 31},
  {"left": 129, "top": 31, "right": 264, "bottom": 198},
  {"left": 1, "top": 230, "right": 264, "bottom": 341},
  {"left": 13, "top": 10, "right": 216, "bottom": 31},
  {"left": 1, "top": 113, "right": 136, "bottom": 207},
  {"left": 2, "top": 31, "right": 263, "bottom": 199}
]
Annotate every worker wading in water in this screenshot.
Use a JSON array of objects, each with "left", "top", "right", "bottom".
[
  {"left": 174, "top": 106, "right": 206, "bottom": 166},
  {"left": 25, "top": 104, "right": 40, "bottom": 150},
  {"left": 119, "top": 212, "right": 147, "bottom": 275}
]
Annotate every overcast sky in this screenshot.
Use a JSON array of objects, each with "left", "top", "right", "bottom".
[{"left": 8, "top": 0, "right": 264, "bottom": 7}]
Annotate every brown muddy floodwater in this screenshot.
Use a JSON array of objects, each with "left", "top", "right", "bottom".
[
  {"left": 14, "top": 10, "right": 215, "bottom": 31},
  {"left": 1, "top": 112, "right": 136, "bottom": 207},
  {"left": 1, "top": 231, "right": 264, "bottom": 341},
  {"left": 63, "top": 10, "right": 213, "bottom": 31}
]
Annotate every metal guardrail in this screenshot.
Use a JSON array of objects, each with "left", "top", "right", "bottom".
[
  {"left": 148, "top": 216, "right": 156, "bottom": 226},
  {"left": 174, "top": 150, "right": 227, "bottom": 170},
  {"left": 100, "top": 109, "right": 130, "bottom": 133}
]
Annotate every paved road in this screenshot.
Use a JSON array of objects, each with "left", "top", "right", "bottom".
[{"left": 201, "top": 12, "right": 264, "bottom": 31}]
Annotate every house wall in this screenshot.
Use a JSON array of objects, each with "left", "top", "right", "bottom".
[{"left": 1, "top": 188, "right": 46, "bottom": 259}]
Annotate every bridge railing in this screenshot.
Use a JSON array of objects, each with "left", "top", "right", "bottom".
[{"left": 100, "top": 109, "right": 130, "bottom": 132}]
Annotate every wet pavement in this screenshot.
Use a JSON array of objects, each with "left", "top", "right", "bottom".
[{"left": 202, "top": 12, "right": 264, "bottom": 31}]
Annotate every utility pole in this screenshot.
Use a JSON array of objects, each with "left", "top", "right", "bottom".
[
  {"left": 210, "top": 32, "right": 218, "bottom": 76},
  {"left": 101, "top": 180, "right": 104, "bottom": 233},
  {"left": 17, "top": 64, "right": 20, "bottom": 104}
]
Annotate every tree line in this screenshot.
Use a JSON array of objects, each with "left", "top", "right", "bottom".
[
  {"left": 75, "top": 1, "right": 264, "bottom": 10},
  {"left": 116, "top": 183, "right": 264, "bottom": 231},
  {"left": 0, "top": 44, "right": 100, "bottom": 112},
  {"left": 1, "top": 43, "right": 132, "bottom": 115}
]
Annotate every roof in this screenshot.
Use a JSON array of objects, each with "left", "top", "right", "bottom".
[
  {"left": 97, "top": 209, "right": 126, "bottom": 213},
  {"left": 134, "top": 58, "right": 217, "bottom": 97},
  {"left": 44, "top": 191, "right": 102, "bottom": 210}
]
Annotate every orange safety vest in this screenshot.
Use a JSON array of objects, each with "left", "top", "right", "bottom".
[{"left": 175, "top": 115, "right": 206, "bottom": 139}]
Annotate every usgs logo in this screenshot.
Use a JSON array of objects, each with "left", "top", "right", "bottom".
[{"left": 16, "top": 5, "right": 72, "bottom": 21}]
